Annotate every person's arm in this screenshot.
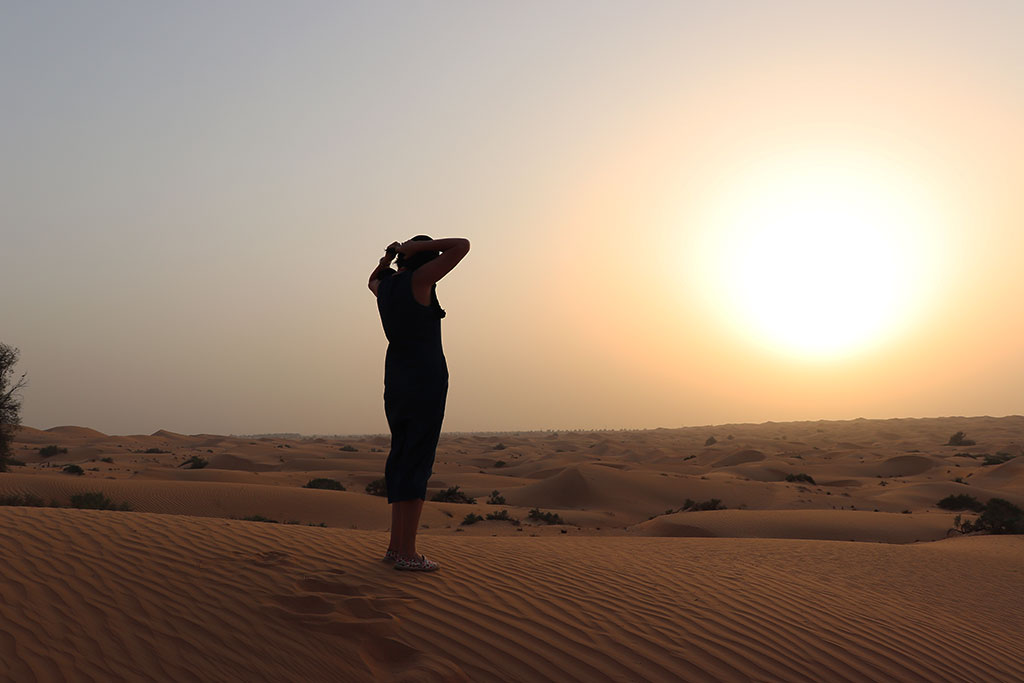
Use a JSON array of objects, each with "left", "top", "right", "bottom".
[
  {"left": 367, "top": 243, "right": 400, "bottom": 296},
  {"left": 397, "top": 238, "right": 470, "bottom": 300}
]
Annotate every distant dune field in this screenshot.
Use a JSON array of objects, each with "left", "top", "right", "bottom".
[{"left": 2, "top": 416, "right": 1023, "bottom": 681}]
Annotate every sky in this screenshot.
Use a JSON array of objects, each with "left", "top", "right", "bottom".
[{"left": 2, "top": 1, "right": 1021, "bottom": 436}]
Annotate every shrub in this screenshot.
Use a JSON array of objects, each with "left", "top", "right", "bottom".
[
  {"left": 487, "top": 490, "right": 506, "bottom": 505},
  {"left": 69, "top": 492, "right": 132, "bottom": 511},
  {"left": 431, "top": 485, "right": 476, "bottom": 504},
  {"left": 946, "top": 431, "right": 975, "bottom": 447},
  {"left": 62, "top": 464, "right": 85, "bottom": 476},
  {"left": 39, "top": 445, "right": 67, "bottom": 457},
  {"left": 785, "top": 473, "right": 816, "bottom": 485},
  {"left": 242, "top": 515, "right": 278, "bottom": 523},
  {"left": 339, "top": 445, "right": 358, "bottom": 452},
  {"left": 528, "top": 508, "right": 564, "bottom": 525},
  {"left": 179, "top": 456, "right": 208, "bottom": 469},
  {"left": 982, "top": 453, "right": 1015, "bottom": 467},
  {"left": 976, "top": 498, "right": 1024, "bottom": 534},
  {"left": 461, "top": 513, "right": 483, "bottom": 526},
  {"left": 4, "top": 458, "right": 25, "bottom": 467},
  {"left": 485, "top": 509, "right": 519, "bottom": 524},
  {"left": 704, "top": 436, "right": 717, "bottom": 446},
  {"left": 365, "top": 478, "right": 387, "bottom": 497},
  {"left": 690, "top": 498, "right": 726, "bottom": 511},
  {"left": 937, "top": 494, "right": 985, "bottom": 512},
  {"left": 304, "top": 478, "right": 345, "bottom": 491},
  {"left": 0, "top": 493, "right": 45, "bottom": 507},
  {"left": 493, "top": 460, "right": 507, "bottom": 468},
  {"left": 953, "top": 498, "right": 1024, "bottom": 535},
  {"left": 493, "top": 443, "right": 507, "bottom": 451},
  {"left": 0, "top": 344, "right": 27, "bottom": 469},
  {"left": 100, "top": 457, "right": 114, "bottom": 463},
  {"left": 144, "top": 448, "right": 169, "bottom": 454}
]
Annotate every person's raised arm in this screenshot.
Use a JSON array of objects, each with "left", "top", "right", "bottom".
[
  {"left": 367, "top": 242, "right": 400, "bottom": 296},
  {"left": 397, "top": 238, "right": 470, "bottom": 292}
]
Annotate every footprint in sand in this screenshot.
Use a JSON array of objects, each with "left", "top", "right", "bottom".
[
  {"left": 266, "top": 575, "right": 413, "bottom": 639},
  {"left": 252, "top": 550, "right": 291, "bottom": 567}
]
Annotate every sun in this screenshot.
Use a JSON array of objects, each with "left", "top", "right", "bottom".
[{"left": 693, "top": 153, "right": 944, "bottom": 359}]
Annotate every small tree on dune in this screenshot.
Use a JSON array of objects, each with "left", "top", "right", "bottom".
[{"left": 0, "top": 344, "right": 28, "bottom": 472}]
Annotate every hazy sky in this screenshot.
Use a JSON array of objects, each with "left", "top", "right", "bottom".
[{"left": 3, "top": 1, "right": 1022, "bottom": 435}]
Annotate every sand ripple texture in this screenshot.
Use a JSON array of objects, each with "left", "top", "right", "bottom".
[{"left": 1, "top": 508, "right": 1022, "bottom": 683}]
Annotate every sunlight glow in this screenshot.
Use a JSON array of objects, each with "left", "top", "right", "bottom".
[{"left": 695, "top": 153, "right": 946, "bottom": 359}]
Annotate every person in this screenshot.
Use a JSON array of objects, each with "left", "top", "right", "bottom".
[{"left": 368, "top": 236, "right": 470, "bottom": 571}]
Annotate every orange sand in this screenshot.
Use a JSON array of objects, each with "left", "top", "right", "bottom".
[{"left": 1, "top": 416, "right": 1022, "bottom": 681}]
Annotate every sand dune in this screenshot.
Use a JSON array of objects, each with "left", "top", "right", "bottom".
[
  {"left": 3, "top": 416, "right": 1023, "bottom": 680},
  {"left": 0, "top": 507, "right": 1021, "bottom": 682}
]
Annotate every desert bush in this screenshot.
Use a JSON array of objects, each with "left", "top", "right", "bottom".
[
  {"left": 785, "top": 473, "right": 816, "bottom": 485},
  {"left": 0, "top": 493, "right": 46, "bottom": 507},
  {"left": 242, "top": 515, "right": 278, "bottom": 523},
  {"left": 975, "top": 499, "right": 1024, "bottom": 534},
  {"left": 982, "top": 453, "right": 1015, "bottom": 466},
  {"left": 704, "top": 436, "right": 717, "bottom": 446},
  {"left": 937, "top": 494, "right": 985, "bottom": 512},
  {"left": 365, "top": 478, "right": 387, "bottom": 497},
  {"left": 69, "top": 492, "right": 132, "bottom": 511},
  {"left": 528, "top": 508, "right": 564, "bottom": 525},
  {"left": 304, "top": 478, "right": 345, "bottom": 491},
  {"left": 493, "top": 460, "right": 507, "bottom": 468},
  {"left": 461, "top": 513, "right": 483, "bottom": 526},
  {"left": 952, "top": 498, "right": 1024, "bottom": 535},
  {"left": 493, "top": 443, "right": 507, "bottom": 451},
  {"left": 485, "top": 509, "right": 519, "bottom": 524},
  {"left": 487, "top": 490, "right": 506, "bottom": 505},
  {"left": 4, "top": 458, "right": 25, "bottom": 467},
  {"left": 144, "top": 448, "right": 169, "bottom": 454},
  {"left": 0, "top": 343, "right": 27, "bottom": 471},
  {"left": 100, "top": 457, "right": 114, "bottom": 463},
  {"left": 690, "top": 498, "right": 726, "bottom": 511},
  {"left": 431, "top": 485, "right": 476, "bottom": 504},
  {"left": 62, "top": 464, "right": 85, "bottom": 476},
  {"left": 39, "top": 445, "right": 67, "bottom": 457},
  {"left": 180, "top": 455, "right": 208, "bottom": 469},
  {"left": 947, "top": 431, "right": 976, "bottom": 447},
  {"left": 339, "top": 445, "right": 358, "bottom": 452}
]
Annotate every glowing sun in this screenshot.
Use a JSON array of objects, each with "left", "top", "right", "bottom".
[{"left": 695, "top": 153, "right": 945, "bottom": 359}]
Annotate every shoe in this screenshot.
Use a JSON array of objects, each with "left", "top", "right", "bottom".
[
  {"left": 383, "top": 549, "right": 399, "bottom": 563},
  {"left": 394, "top": 554, "right": 440, "bottom": 572}
]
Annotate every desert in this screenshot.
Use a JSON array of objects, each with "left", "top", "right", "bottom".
[{"left": 2, "top": 415, "right": 1022, "bottom": 681}]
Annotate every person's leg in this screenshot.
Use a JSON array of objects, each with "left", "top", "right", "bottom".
[
  {"left": 395, "top": 498, "right": 424, "bottom": 559},
  {"left": 384, "top": 402, "right": 408, "bottom": 557},
  {"left": 388, "top": 503, "right": 401, "bottom": 554}
]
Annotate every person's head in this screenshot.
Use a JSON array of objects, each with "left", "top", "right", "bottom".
[{"left": 397, "top": 235, "right": 438, "bottom": 271}]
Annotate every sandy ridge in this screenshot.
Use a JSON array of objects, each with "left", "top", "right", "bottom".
[{"left": 1, "top": 507, "right": 1022, "bottom": 682}]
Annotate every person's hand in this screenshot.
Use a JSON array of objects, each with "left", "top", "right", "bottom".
[{"left": 381, "top": 242, "right": 401, "bottom": 263}]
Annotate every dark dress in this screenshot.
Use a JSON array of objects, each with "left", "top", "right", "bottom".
[{"left": 376, "top": 269, "right": 448, "bottom": 503}]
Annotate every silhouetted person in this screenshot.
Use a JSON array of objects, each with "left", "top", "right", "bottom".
[{"left": 368, "top": 236, "right": 470, "bottom": 571}]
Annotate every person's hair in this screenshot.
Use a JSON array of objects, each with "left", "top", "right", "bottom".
[{"left": 397, "top": 235, "right": 439, "bottom": 271}]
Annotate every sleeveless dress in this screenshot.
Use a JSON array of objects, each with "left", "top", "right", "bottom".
[{"left": 376, "top": 269, "right": 448, "bottom": 503}]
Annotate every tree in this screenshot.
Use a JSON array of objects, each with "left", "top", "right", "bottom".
[{"left": 1, "top": 343, "right": 27, "bottom": 471}]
